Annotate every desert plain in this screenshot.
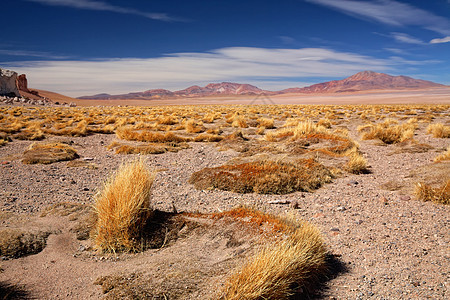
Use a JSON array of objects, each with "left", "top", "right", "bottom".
[{"left": 0, "top": 88, "right": 449, "bottom": 299}]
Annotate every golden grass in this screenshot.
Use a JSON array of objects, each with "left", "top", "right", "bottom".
[
  {"left": 257, "top": 117, "right": 275, "bottom": 129},
  {"left": 358, "top": 119, "right": 415, "bottom": 144},
  {"left": 434, "top": 146, "right": 450, "bottom": 162},
  {"left": 116, "top": 127, "right": 190, "bottom": 143},
  {"left": 426, "top": 123, "right": 450, "bottom": 138},
  {"left": 189, "top": 158, "right": 332, "bottom": 194},
  {"left": 222, "top": 219, "right": 326, "bottom": 299},
  {"left": 345, "top": 151, "right": 369, "bottom": 174},
  {"left": 22, "top": 142, "right": 79, "bottom": 164},
  {"left": 107, "top": 141, "right": 190, "bottom": 154},
  {"left": 92, "top": 159, "right": 156, "bottom": 252},
  {"left": 414, "top": 180, "right": 449, "bottom": 205}
]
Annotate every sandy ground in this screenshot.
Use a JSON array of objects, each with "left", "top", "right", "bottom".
[
  {"left": 70, "top": 87, "right": 450, "bottom": 106},
  {"left": 0, "top": 98, "right": 449, "bottom": 299}
]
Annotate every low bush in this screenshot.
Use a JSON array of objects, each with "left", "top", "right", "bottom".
[{"left": 189, "top": 158, "right": 333, "bottom": 194}]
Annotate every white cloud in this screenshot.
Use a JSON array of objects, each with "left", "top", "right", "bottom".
[
  {"left": 0, "top": 49, "right": 70, "bottom": 59},
  {"left": 26, "top": 0, "right": 180, "bottom": 21},
  {"left": 391, "top": 32, "right": 425, "bottom": 45},
  {"left": 306, "top": 0, "right": 450, "bottom": 35},
  {"left": 430, "top": 36, "right": 450, "bottom": 44},
  {"left": 4, "top": 46, "right": 426, "bottom": 97}
]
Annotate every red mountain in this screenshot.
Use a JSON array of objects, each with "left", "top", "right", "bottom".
[
  {"left": 281, "top": 71, "right": 444, "bottom": 94},
  {"left": 78, "top": 71, "right": 445, "bottom": 99}
]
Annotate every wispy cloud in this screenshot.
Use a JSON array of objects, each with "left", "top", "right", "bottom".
[
  {"left": 0, "top": 49, "right": 71, "bottom": 59},
  {"left": 26, "top": 0, "right": 181, "bottom": 21},
  {"left": 4, "top": 47, "right": 428, "bottom": 96},
  {"left": 306, "top": 0, "right": 450, "bottom": 35},
  {"left": 430, "top": 36, "right": 450, "bottom": 44},
  {"left": 391, "top": 32, "right": 425, "bottom": 45}
]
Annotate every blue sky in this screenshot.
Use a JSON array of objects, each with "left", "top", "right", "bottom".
[{"left": 1, "top": 0, "right": 449, "bottom": 96}]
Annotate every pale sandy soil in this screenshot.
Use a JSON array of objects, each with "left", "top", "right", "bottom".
[
  {"left": 0, "top": 97, "right": 449, "bottom": 299},
  {"left": 71, "top": 87, "right": 450, "bottom": 106}
]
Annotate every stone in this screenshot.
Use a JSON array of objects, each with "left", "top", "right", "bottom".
[{"left": 0, "top": 68, "right": 21, "bottom": 97}]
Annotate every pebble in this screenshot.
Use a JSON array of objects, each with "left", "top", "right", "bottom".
[
  {"left": 336, "top": 206, "right": 346, "bottom": 212},
  {"left": 399, "top": 195, "right": 411, "bottom": 201},
  {"left": 330, "top": 227, "right": 340, "bottom": 232}
]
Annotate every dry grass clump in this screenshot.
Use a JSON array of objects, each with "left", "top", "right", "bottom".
[
  {"left": 194, "top": 133, "right": 224, "bottom": 142},
  {"left": 434, "top": 146, "right": 450, "bottom": 162},
  {"left": 345, "top": 151, "right": 369, "bottom": 174},
  {"left": 92, "top": 159, "right": 156, "bottom": 252},
  {"left": 189, "top": 158, "right": 333, "bottom": 194},
  {"left": 426, "top": 123, "right": 450, "bottom": 138},
  {"left": 257, "top": 117, "right": 275, "bottom": 129},
  {"left": 0, "top": 229, "right": 51, "bottom": 258},
  {"left": 116, "top": 127, "right": 190, "bottom": 143},
  {"left": 22, "top": 142, "right": 79, "bottom": 164},
  {"left": 185, "top": 119, "right": 205, "bottom": 133},
  {"left": 266, "top": 121, "right": 328, "bottom": 142},
  {"left": 0, "top": 132, "right": 11, "bottom": 146},
  {"left": 414, "top": 180, "right": 449, "bottom": 205},
  {"left": 222, "top": 220, "right": 327, "bottom": 299},
  {"left": 231, "top": 116, "right": 249, "bottom": 128},
  {"left": 358, "top": 119, "right": 415, "bottom": 144},
  {"left": 107, "top": 141, "right": 189, "bottom": 154}
]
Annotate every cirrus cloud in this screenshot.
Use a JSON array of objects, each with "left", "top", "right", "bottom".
[{"left": 3, "top": 47, "right": 429, "bottom": 97}]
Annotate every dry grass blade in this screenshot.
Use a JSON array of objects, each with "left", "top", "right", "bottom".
[
  {"left": 92, "top": 159, "right": 156, "bottom": 252},
  {"left": 222, "top": 221, "right": 327, "bottom": 300},
  {"left": 434, "top": 146, "right": 450, "bottom": 162}
]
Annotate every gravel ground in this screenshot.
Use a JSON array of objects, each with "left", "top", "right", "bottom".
[{"left": 0, "top": 118, "right": 449, "bottom": 299}]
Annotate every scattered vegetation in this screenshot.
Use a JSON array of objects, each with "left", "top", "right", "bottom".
[
  {"left": 92, "top": 159, "right": 156, "bottom": 252},
  {"left": 107, "top": 141, "right": 189, "bottom": 154},
  {"left": 22, "top": 142, "right": 79, "bottom": 164}
]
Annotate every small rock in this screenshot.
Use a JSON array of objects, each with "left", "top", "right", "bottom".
[
  {"left": 348, "top": 180, "right": 359, "bottom": 185},
  {"left": 379, "top": 196, "right": 388, "bottom": 204},
  {"left": 289, "top": 200, "right": 300, "bottom": 209},
  {"left": 83, "top": 187, "right": 89, "bottom": 191},
  {"left": 1, "top": 161, "right": 10, "bottom": 165},
  {"left": 268, "top": 199, "right": 291, "bottom": 205},
  {"left": 83, "top": 157, "right": 94, "bottom": 161},
  {"left": 330, "top": 227, "right": 340, "bottom": 232},
  {"left": 399, "top": 195, "right": 411, "bottom": 201},
  {"left": 336, "top": 206, "right": 346, "bottom": 212},
  {"left": 355, "top": 220, "right": 363, "bottom": 225}
]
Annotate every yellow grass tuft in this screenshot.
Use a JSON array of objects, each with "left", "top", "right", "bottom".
[
  {"left": 222, "top": 220, "right": 327, "bottom": 299},
  {"left": 358, "top": 119, "right": 415, "bottom": 144},
  {"left": 345, "top": 151, "right": 369, "bottom": 174},
  {"left": 434, "top": 146, "right": 450, "bottom": 162},
  {"left": 116, "top": 127, "right": 190, "bottom": 143},
  {"left": 414, "top": 180, "right": 449, "bottom": 205},
  {"left": 426, "top": 123, "right": 450, "bottom": 138},
  {"left": 92, "top": 159, "right": 156, "bottom": 252}
]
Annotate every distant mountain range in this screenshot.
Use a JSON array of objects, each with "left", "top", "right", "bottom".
[{"left": 78, "top": 71, "right": 445, "bottom": 100}]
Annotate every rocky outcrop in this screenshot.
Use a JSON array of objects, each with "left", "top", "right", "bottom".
[
  {"left": 17, "top": 74, "right": 30, "bottom": 93},
  {"left": 0, "top": 68, "right": 21, "bottom": 97}
]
